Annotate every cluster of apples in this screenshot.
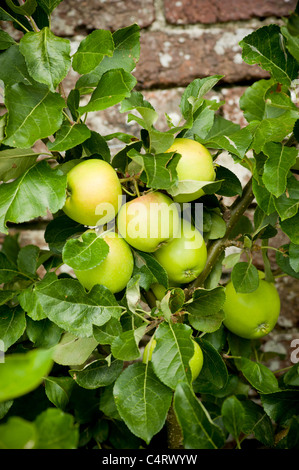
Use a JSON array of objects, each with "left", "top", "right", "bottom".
[{"left": 63, "top": 138, "right": 215, "bottom": 295}]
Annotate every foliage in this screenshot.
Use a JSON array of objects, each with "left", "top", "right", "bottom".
[{"left": 0, "top": 0, "right": 299, "bottom": 450}]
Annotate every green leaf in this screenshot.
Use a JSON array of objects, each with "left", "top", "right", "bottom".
[
  {"left": 0, "top": 252, "right": 18, "bottom": 283},
  {"left": 19, "top": 27, "right": 71, "bottom": 92},
  {"left": 0, "top": 148, "right": 38, "bottom": 182},
  {"left": 34, "top": 408, "right": 79, "bottom": 449},
  {"left": 283, "top": 364, "right": 299, "bottom": 387},
  {"left": 0, "top": 160, "right": 67, "bottom": 235},
  {"left": 111, "top": 327, "right": 144, "bottom": 361},
  {"left": 252, "top": 177, "right": 276, "bottom": 215},
  {"left": 36, "top": 0, "right": 63, "bottom": 15},
  {"left": 62, "top": 231, "right": 109, "bottom": 271},
  {"left": 72, "top": 29, "right": 114, "bottom": 74},
  {"left": 17, "top": 245, "right": 40, "bottom": 277},
  {"left": 241, "top": 400, "right": 274, "bottom": 447},
  {"left": 0, "top": 44, "right": 35, "bottom": 86},
  {"left": 44, "top": 376, "right": 75, "bottom": 410},
  {"left": 261, "top": 390, "right": 299, "bottom": 425},
  {"left": 93, "top": 318, "right": 122, "bottom": 345},
  {"left": 76, "top": 24, "right": 140, "bottom": 89},
  {"left": 185, "top": 287, "right": 226, "bottom": 334},
  {"left": 151, "top": 322, "right": 194, "bottom": 389},
  {"left": 0, "top": 417, "right": 37, "bottom": 449},
  {"left": 215, "top": 166, "right": 242, "bottom": 197},
  {"left": 231, "top": 262, "right": 259, "bottom": 294},
  {"left": 240, "top": 24, "right": 299, "bottom": 86},
  {"left": 36, "top": 278, "right": 122, "bottom": 337},
  {"left": 70, "top": 358, "right": 123, "bottom": 389},
  {"left": 99, "top": 384, "right": 121, "bottom": 420},
  {"left": 52, "top": 332, "right": 98, "bottom": 366},
  {"left": 281, "top": 25, "right": 299, "bottom": 62},
  {"left": 18, "top": 272, "right": 57, "bottom": 321},
  {"left": 198, "top": 125, "right": 252, "bottom": 160},
  {"left": 276, "top": 245, "right": 299, "bottom": 279},
  {"left": 289, "top": 243, "right": 299, "bottom": 272},
  {"left": 26, "top": 317, "right": 63, "bottom": 348},
  {"left": 262, "top": 143, "right": 298, "bottom": 197},
  {"left": 192, "top": 339, "right": 228, "bottom": 394},
  {"left": 280, "top": 213, "right": 299, "bottom": 244},
  {"left": 0, "top": 348, "right": 53, "bottom": 402},
  {"left": 239, "top": 79, "right": 274, "bottom": 122},
  {"left": 0, "top": 30, "right": 16, "bottom": 50},
  {"left": 0, "top": 305, "right": 26, "bottom": 352},
  {"left": 180, "top": 75, "right": 223, "bottom": 120},
  {"left": 0, "top": 290, "right": 15, "bottom": 306},
  {"left": 3, "top": 83, "right": 65, "bottom": 148},
  {"left": 174, "top": 382, "right": 225, "bottom": 449},
  {"left": 44, "top": 214, "right": 84, "bottom": 254},
  {"left": 207, "top": 212, "right": 226, "bottom": 240},
  {"left": 79, "top": 69, "right": 137, "bottom": 115},
  {"left": 113, "top": 362, "right": 172, "bottom": 444},
  {"left": 5, "top": 0, "right": 37, "bottom": 16},
  {"left": 82, "top": 130, "right": 111, "bottom": 162},
  {"left": 47, "top": 122, "right": 91, "bottom": 152},
  {"left": 221, "top": 395, "right": 245, "bottom": 441},
  {"left": 237, "top": 357, "right": 280, "bottom": 394},
  {"left": 134, "top": 251, "right": 169, "bottom": 289}
]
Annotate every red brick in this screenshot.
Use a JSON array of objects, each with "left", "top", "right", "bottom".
[{"left": 164, "top": 0, "right": 297, "bottom": 25}]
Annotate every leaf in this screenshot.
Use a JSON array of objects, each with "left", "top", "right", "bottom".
[
  {"left": 237, "top": 357, "right": 280, "bottom": 394},
  {"left": 134, "top": 251, "right": 169, "bottom": 289},
  {"left": 26, "top": 317, "right": 63, "bottom": 349},
  {"left": 0, "top": 290, "right": 15, "bottom": 306},
  {"left": 76, "top": 24, "right": 140, "bottom": 89},
  {"left": 0, "top": 305, "right": 26, "bottom": 352},
  {"left": 3, "top": 83, "right": 65, "bottom": 148},
  {"left": 151, "top": 322, "right": 194, "bottom": 389},
  {"left": 192, "top": 339, "right": 228, "bottom": 394},
  {"left": 231, "top": 262, "right": 259, "bottom": 294},
  {"left": 34, "top": 408, "right": 79, "bottom": 449},
  {"left": 47, "top": 122, "right": 91, "bottom": 152},
  {"left": 283, "top": 364, "right": 299, "bottom": 387},
  {"left": 0, "top": 160, "right": 67, "bottom": 235},
  {"left": 252, "top": 177, "right": 276, "bottom": 215},
  {"left": 93, "top": 318, "right": 122, "bottom": 345},
  {"left": 36, "top": 0, "right": 64, "bottom": 15},
  {"left": 0, "top": 44, "right": 35, "bottom": 86},
  {"left": 52, "top": 332, "right": 98, "bottom": 366},
  {"left": 198, "top": 125, "right": 252, "bottom": 160},
  {"left": 111, "top": 327, "right": 145, "bottom": 361},
  {"left": 221, "top": 396, "right": 245, "bottom": 441},
  {"left": 0, "top": 348, "right": 53, "bottom": 402},
  {"left": 99, "top": 384, "right": 121, "bottom": 420},
  {"left": 240, "top": 24, "right": 299, "bottom": 86},
  {"left": 239, "top": 79, "right": 274, "bottom": 123},
  {"left": 82, "top": 130, "right": 111, "bottom": 163},
  {"left": 5, "top": 0, "right": 37, "bottom": 16},
  {"left": 262, "top": 142, "right": 298, "bottom": 197},
  {"left": 261, "top": 390, "right": 299, "bottom": 425},
  {"left": 215, "top": 166, "right": 242, "bottom": 197},
  {"left": 281, "top": 25, "right": 299, "bottom": 63},
  {"left": 19, "top": 27, "right": 71, "bottom": 92},
  {"left": 276, "top": 244, "right": 299, "bottom": 280},
  {"left": 0, "top": 252, "right": 18, "bottom": 283},
  {"left": 44, "top": 376, "right": 75, "bottom": 410},
  {"left": 0, "top": 148, "right": 38, "bottom": 182},
  {"left": 241, "top": 400, "right": 274, "bottom": 447},
  {"left": 280, "top": 213, "right": 299, "bottom": 244},
  {"left": 207, "top": 212, "right": 226, "bottom": 240},
  {"left": 36, "top": 278, "right": 122, "bottom": 337},
  {"left": 72, "top": 29, "right": 114, "bottom": 74},
  {"left": 0, "top": 417, "right": 37, "bottom": 449},
  {"left": 180, "top": 75, "right": 223, "bottom": 120},
  {"left": 185, "top": 287, "right": 226, "bottom": 334},
  {"left": 289, "top": 243, "right": 299, "bottom": 272},
  {"left": 79, "top": 69, "right": 137, "bottom": 115},
  {"left": 174, "top": 382, "right": 225, "bottom": 449},
  {"left": 44, "top": 214, "right": 84, "bottom": 255},
  {"left": 113, "top": 362, "right": 173, "bottom": 444},
  {"left": 62, "top": 231, "right": 109, "bottom": 271},
  {"left": 17, "top": 245, "right": 40, "bottom": 277},
  {"left": 70, "top": 359, "right": 123, "bottom": 389},
  {"left": 0, "top": 30, "right": 16, "bottom": 50},
  {"left": 18, "top": 272, "right": 57, "bottom": 321}
]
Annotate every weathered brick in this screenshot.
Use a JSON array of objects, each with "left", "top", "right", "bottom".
[
  {"left": 164, "top": 0, "right": 297, "bottom": 25},
  {"left": 51, "top": 0, "right": 155, "bottom": 36},
  {"left": 135, "top": 30, "right": 268, "bottom": 89}
]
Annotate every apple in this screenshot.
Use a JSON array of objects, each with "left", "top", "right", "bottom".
[
  {"left": 143, "top": 338, "right": 204, "bottom": 382},
  {"left": 63, "top": 159, "right": 122, "bottom": 227},
  {"left": 74, "top": 230, "right": 134, "bottom": 293},
  {"left": 166, "top": 138, "right": 216, "bottom": 202},
  {"left": 117, "top": 191, "right": 180, "bottom": 252},
  {"left": 154, "top": 220, "right": 207, "bottom": 284},
  {"left": 223, "top": 279, "right": 281, "bottom": 339}
]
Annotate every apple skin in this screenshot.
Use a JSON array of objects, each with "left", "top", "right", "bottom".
[
  {"left": 63, "top": 159, "right": 122, "bottom": 227},
  {"left": 117, "top": 191, "right": 180, "bottom": 253},
  {"left": 166, "top": 138, "right": 216, "bottom": 202},
  {"left": 154, "top": 220, "right": 207, "bottom": 284},
  {"left": 223, "top": 280, "right": 280, "bottom": 339},
  {"left": 143, "top": 338, "right": 204, "bottom": 382},
  {"left": 74, "top": 231, "right": 134, "bottom": 293}
]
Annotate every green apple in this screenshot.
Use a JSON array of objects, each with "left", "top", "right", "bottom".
[
  {"left": 223, "top": 279, "right": 281, "bottom": 339},
  {"left": 63, "top": 159, "right": 122, "bottom": 227},
  {"left": 166, "top": 138, "right": 216, "bottom": 202},
  {"left": 154, "top": 220, "right": 207, "bottom": 284},
  {"left": 143, "top": 338, "right": 204, "bottom": 382},
  {"left": 117, "top": 191, "right": 180, "bottom": 252},
  {"left": 74, "top": 230, "right": 134, "bottom": 293}
]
